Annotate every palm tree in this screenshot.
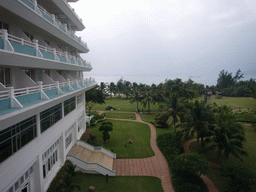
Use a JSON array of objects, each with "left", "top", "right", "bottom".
[
  {"left": 182, "top": 100, "right": 213, "bottom": 148},
  {"left": 141, "top": 87, "right": 153, "bottom": 113},
  {"left": 205, "top": 108, "right": 247, "bottom": 161},
  {"left": 108, "top": 82, "right": 116, "bottom": 98},
  {"left": 163, "top": 93, "right": 184, "bottom": 133}
]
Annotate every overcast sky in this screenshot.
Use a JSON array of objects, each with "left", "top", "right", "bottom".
[{"left": 70, "top": 0, "right": 256, "bottom": 85}]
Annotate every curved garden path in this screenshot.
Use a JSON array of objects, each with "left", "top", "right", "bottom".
[
  {"left": 97, "top": 111, "right": 174, "bottom": 192},
  {"left": 183, "top": 139, "right": 219, "bottom": 192}
]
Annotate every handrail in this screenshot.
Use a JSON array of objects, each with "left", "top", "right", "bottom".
[
  {"left": 0, "top": 90, "right": 9, "bottom": 100},
  {"left": 76, "top": 140, "right": 117, "bottom": 158},
  {"left": 16, "top": 0, "right": 88, "bottom": 49},
  {"left": 0, "top": 78, "right": 96, "bottom": 100},
  {"left": 1, "top": 30, "right": 89, "bottom": 67},
  {"left": 67, "top": 154, "right": 116, "bottom": 174}
]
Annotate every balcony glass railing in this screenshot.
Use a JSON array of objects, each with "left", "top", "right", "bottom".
[
  {"left": 17, "top": 0, "right": 88, "bottom": 51},
  {"left": 0, "top": 30, "right": 92, "bottom": 68}
]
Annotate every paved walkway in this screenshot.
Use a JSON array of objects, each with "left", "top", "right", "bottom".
[
  {"left": 98, "top": 111, "right": 174, "bottom": 192},
  {"left": 183, "top": 139, "right": 219, "bottom": 192}
]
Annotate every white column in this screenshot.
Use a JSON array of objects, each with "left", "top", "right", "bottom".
[
  {"left": 33, "top": 39, "right": 43, "bottom": 57},
  {"left": 2, "top": 29, "right": 14, "bottom": 51},
  {"left": 7, "top": 87, "right": 23, "bottom": 108}
]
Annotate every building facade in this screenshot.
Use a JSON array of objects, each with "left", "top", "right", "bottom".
[{"left": 0, "top": 0, "right": 96, "bottom": 191}]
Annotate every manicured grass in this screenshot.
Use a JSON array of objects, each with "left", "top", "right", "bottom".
[
  {"left": 103, "top": 112, "right": 136, "bottom": 120},
  {"left": 89, "top": 120, "right": 154, "bottom": 158},
  {"left": 72, "top": 173, "right": 164, "bottom": 192},
  {"left": 89, "top": 98, "right": 160, "bottom": 112},
  {"left": 197, "top": 96, "right": 256, "bottom": 110},
  {"left": 189, "top": 125, "right": 256, "bottom": 191}
]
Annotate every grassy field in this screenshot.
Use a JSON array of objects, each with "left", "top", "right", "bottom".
[
  {"left": 88, "top": 97, "right": 160, "bottom": 112},
  {"left": 72, "top": 173, "right": 164, "bottom": 192},
  {"left": 103, "top": 112, "right": 136, "bottom": 120},
  {"left": 197, "top": 96, "right": 256, "bottom": 110},
  {"left": 89, "top": 120, "right": 155, "bottom": 158},
  {"left": 190, "top": 125, "right": 256, "bottom": 191}
]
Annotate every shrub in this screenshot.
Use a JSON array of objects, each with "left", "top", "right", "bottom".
[
  {"left": 106, "top": 106, "right": 116, "bottom": 110},
  {"left": 155, "top": 113, "right": 169, "bottom": 128},
  {"left": 171, "top": 153, "right": 210, "bottom": 177},
  {"left": 157, "top": 132, "right": 184, "bottom": 163},
  {"left": 47, "top": 161, "right": 77, "bottom": 192},
  {"left": 171, "top": 172, "right": 209, "bottom": 192},
  {"left": 220, "top": 162, "right": 255, "bottom": 192}
]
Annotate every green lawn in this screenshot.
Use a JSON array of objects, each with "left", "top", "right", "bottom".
[
  {"left": 72, "top": 173, "right": 164, "bottom": 192},
  {"left": 103, "top": 112, "right": 136, "bottom": 120},
  {"left": 89, "top": 120, "right": 155, "bottom": 158},
  {"left": 197, "top": 96, "right": 256, "bottom": 110},
  {"left": 88, "top": 98, "right": 160, "bottom": 112},
  {"left": 189, "top": 125, "right": 256, "bottom": 191}
]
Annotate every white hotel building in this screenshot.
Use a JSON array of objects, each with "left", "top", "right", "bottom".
[{"left": 0, "top": 0, "right": 116, "bottom": 191}]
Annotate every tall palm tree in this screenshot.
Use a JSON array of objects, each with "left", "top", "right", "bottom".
[
  {"left": 108, "top": 82, "right": 116, "bottom": 98},
  {"left": 142, "top": 89, "right": 153, "bottom": 113},
  {"left": 182, "top": 100, "right": 213, "bottom": 148},
  {"left": 163, "top": 93, "right": 184, "bottom": 133}
]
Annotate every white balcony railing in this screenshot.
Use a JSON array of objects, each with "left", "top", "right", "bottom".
[
  {"left": 0, "top": 30, "right": 92, "bottom": 68},
  {"left": 17, "top": 0, "right": 88, "bottom": 50}
]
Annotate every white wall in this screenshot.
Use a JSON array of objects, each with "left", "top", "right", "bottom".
[{"left": 0, "top": 92, "right": 87, "bottom": 192}]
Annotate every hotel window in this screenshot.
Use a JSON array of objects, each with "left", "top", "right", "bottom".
[
  {"left": 0, "top": 20, "right": 9, "bottom": 33},
  {"left": 24, "top": 32, "right": 33, "bottom": 41},
  {"left": 7, "top": 165, "right": 34, "bottom": 192},
  {"left": 0, "top": 116, "right": 37, "bottom": 163},
  {"left": 64, "top": 97, "right": 76, "bottom": 116},
  {"left": 40, "top": 103, "right": 62, "bottom": 133},
  {"left": 43, "top": 69, "right": 50, "bottom": 76},
  {"left": 22, "top": 68, "right": 35, "bottom": 81},
  {"left": 77, "top": 94, "right": 83, "bottom": 105},
  {"left": 78, "top": 115, "right": 83, "bottom": 133},
  {"left": 65, "top": 133, "right": 73, "bottom": 149},
  {"left": 42, "top": 139, "right": 59, "bottom": 179},
  {"left": 0, "top": 67, "right": 11, "bottom": 86}
]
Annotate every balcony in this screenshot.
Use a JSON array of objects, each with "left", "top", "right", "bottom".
[
  {"left": 0, "top": 0, "right": 89, "bottom": 52},
  {"left": 0, "top": 78, "right": 97, "bottom": 116},
  {"left": 0, "top": 30, "right": 92, "bottom": 70}
]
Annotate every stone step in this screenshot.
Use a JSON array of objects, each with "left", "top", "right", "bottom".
[{"left": 68, "top": 144, "right": 114, "bottom": 171}]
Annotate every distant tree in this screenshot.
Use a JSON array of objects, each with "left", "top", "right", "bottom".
[
  {"left": 217, "top": 70, "right": 234, "bottom": 89},
  {"left": 117, "top": 77, "right": 124, "bottom": 97},
  {"left": 86, "top": 86, "right": 105, "bottom": 115},
  {"left": 123, "top": 80, "right": 132, "bottom": 98},
  {"left": 108, "top": 82, "right": 116, "bottom": 98},
  {"left": 141, "top": 87, "right": 153, "bottom": 113}
]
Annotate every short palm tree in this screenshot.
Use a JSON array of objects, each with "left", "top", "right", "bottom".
[{"left": 205, "top": 109, "right": 247, "bottom": 161}]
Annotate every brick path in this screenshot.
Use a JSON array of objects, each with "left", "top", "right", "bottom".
[{"left": 98, "top": 111, "right": 174, "bottom": 192}]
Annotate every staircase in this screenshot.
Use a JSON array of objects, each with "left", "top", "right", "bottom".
[{"left": 67, "top": 141, "right": 116, "bottom": 176}]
